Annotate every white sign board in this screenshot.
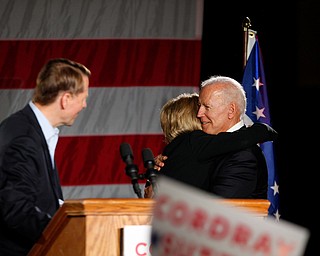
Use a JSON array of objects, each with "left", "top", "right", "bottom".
[
  {"left": 151, "top": 176, "right": 310, "bottom": 256},
  {"left": 122, "top": 225, "right": 152, "bottom": 256}
]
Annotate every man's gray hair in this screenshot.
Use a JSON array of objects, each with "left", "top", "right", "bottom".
[{"left": 201, "top": 75, "right": 247, "bottom": 119}]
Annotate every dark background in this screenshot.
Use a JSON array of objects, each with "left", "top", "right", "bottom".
[{"left": 201, "top": 1, "right": 319, "bottom": 255}]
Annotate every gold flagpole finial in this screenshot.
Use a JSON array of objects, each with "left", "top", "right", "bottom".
[
  {"left": 242, "top": 17, "right": 252, "bottom": 68},
  {"left": 242, "top": 17, "right": 251, "bottom": 31}
]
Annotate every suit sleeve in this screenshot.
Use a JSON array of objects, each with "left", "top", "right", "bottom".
[{"left": 195, "top": 123, "right": 277, "bottom": 161}]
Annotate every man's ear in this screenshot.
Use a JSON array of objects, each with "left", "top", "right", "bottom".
[
  {"left": 228, "top": 102, "right": 236, "bottom": 119},
  {"left": 60, "top": 92, "right": 72, "bottom": 110}
]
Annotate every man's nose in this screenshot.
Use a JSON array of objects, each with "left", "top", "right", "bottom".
[{"left": 197, "top": 106, "right": 204, "bottom": 117}]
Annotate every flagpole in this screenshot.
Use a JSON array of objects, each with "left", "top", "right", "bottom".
[{"left": 242, "top": 17, "right": 251, "bottom": 68}]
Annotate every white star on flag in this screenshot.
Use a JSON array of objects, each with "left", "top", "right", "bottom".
[
  {"left": 274, "top": 209, "right": 281, "bottom": 222},
  {"left": 253, "top": 106, "right": 266, "bottom": 120},
  {"left": 252, "top": 77, "right": 263, "bottom": 91},
  {"left": 271, "top": 180, "right": 279, "bottom": 196}
]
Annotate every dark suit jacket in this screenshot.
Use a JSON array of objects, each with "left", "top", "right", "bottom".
[
  {"left": 0, "top": 104, "right": 63, "bottom": 256},
  {"left": 208, "top": 140, "right": 268, "bottom": 199},
  {"left": 160, "top": 125, "right": 269, "bottom": 199}
]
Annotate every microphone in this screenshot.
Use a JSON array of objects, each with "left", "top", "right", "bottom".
[
  {"left": 120, "top": 143, "right": 142, "bottom": 198},
  {"left": 142, "top": 148, "right": 158, "bottom": 196}
]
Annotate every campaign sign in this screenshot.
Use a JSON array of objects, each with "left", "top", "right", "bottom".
[
  {"left": 122, "top": 225, "right": 152, "bottom": 256},
  {"left": 151, "top": 176, "right": 309, "bottom": 256}
]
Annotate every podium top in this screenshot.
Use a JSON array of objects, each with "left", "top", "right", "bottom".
[
  {"left": 60, "top": 198, "right": 269, "bottom": 217},
  {"left": 61, "top": 198, "right": 155, "bottom": 216}
]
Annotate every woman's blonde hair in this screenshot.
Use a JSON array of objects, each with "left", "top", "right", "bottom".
[{"left": 160, "top": 93, "right": 201, "bottom": 144}]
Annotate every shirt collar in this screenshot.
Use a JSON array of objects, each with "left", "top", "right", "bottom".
[
  {"left": 227, "top": 119, "right": 245, "bottom": 132},
  {"left": 29, "top": 101, "right": 59, "bottom": 140}
]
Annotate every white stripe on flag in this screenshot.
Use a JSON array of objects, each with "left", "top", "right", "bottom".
[
  {"left": 0, "top": 0, "right": 203, "bottom": 39},
  {"left": 1, "top": 86, "right": 199, "bottom": 135},
  {"left": 62, "top": 184, "right": 144, "bottom": 199}
]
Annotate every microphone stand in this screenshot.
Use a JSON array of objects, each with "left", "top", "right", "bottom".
[
  {"left": 125, "top": 163, "right": 143, "bottom": 198},
  {"left": 142, "top": 148, "right": 158, "bottom": 197},
  {"left": 120, "top": 143, "right": 158, "bottom": 199},
  {"left": 120, "top": 143, "right": 143, "bottom": 198}
]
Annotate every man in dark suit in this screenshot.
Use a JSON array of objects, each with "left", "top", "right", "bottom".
[
  {"left": 197, "top": 75, "right": 268, "bottom": 198},
  {"left": 0, "top": 58, "right": 91, "bottom": 255},
  {"left": 154, "top": 75, "right": 270, "bottom": 200},
  {"left": 144, "top": 91, "right": 276, "bottom": 199}
]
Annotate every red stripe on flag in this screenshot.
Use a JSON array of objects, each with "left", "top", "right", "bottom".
[
  {"left": 56, "top": 134, "right": 166, "bottom": 186},
  {"left": 0, "top": 39, "right": 201, "bottom": 89}
]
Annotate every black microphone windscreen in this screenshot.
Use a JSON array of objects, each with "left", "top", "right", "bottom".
[
  {"left": 120, "top": 143, "right": 133, "bottom": 162},
  {"left": 142, "top": 148, "right": 155, "bottom": 167}
]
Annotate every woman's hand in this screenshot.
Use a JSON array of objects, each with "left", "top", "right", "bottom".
[{"left": 154, "top": 154, "right": 168, "bottom": 171}]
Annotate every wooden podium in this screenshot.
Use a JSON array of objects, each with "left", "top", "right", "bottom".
[{"left": 28, "top": 198, "right": 270, "bottom": 256}]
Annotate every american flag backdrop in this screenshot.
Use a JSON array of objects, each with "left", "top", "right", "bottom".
[
  {"left": 241, "top": 30, "right": 280, "bottom": 220},
  {"left": 0, "top": 0, "right": 202, "bottom": 199}
]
